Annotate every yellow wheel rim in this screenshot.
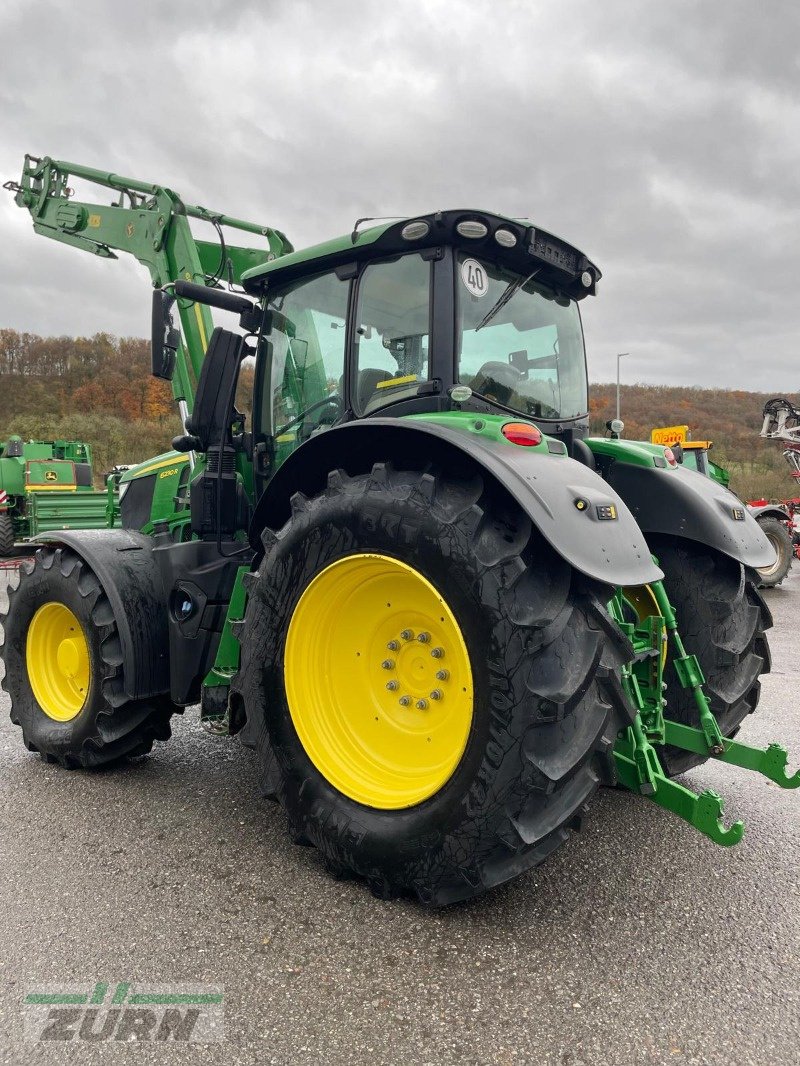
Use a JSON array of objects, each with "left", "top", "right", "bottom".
[
  {"left": 284, "top": 554, "right": 474, "bottom": 809},
  {"left": 622, "top": 585, "right": 668, "bottom": 670},
  {"left": 26, "top": 602, "right": 91, "bottom": 722}
]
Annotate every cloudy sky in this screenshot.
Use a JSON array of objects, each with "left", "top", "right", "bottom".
[{"left": 1, "top": 0, "right": 798, "bottom": 389}]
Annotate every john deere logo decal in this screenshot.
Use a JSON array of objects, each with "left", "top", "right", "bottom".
[{"left": 45, "top": 471, "right": 58, "bottom": 482}]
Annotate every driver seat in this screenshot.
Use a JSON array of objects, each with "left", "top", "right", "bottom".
[{"left": 354, "top": 370, "right": 398, "bottom": 411}]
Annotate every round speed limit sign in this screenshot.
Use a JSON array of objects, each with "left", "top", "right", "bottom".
[{"left": 460, "top": 258, "right": 489, "bottom": 298}]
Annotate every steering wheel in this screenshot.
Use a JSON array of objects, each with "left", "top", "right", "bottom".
[
  {"left": 299, "top": 396, "right": 344, "bottom": 441},
  {"left": 313, "top": 395, "right": 344, "bottom": 427},
  {"left": 471, "top": 361, "right": 523, "bottom": 406},
  {"left": 276, "top": 395, "right": 344, "bottom": 441},
  {"left": 474, "top": 361, "right": 523, "bottom": 387}
]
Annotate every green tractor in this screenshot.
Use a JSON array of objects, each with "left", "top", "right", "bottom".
[
  {"left": 0, "top": 435, "right": 116, "bottom": 555},
  {"left": 1, "top": 155, "right": 797, "bottom": 906},
  {"left": 654, "top": 429, "right": 795, "bottom": 589}
]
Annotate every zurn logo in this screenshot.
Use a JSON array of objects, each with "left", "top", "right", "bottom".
[{"left": 23, "top": 981, "right": 224, "bottom": 1042}]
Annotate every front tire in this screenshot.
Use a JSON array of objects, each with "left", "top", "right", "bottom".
[
  {"left": 649, "top": 536, "right": 772, "bottom": 776},
  {"left": 1, "top": 546, "right": 176, "bottom": 768},
  {"left": 237, "top": 463, "right": 634, "bottom": 905}
]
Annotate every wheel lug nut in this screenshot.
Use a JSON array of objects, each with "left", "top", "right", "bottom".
[
  {"left": 400, "top": 629, "right": 414, "bottom": 641},
  {"left": 386, "top": 680, "right": 399, "bottom": 691},
  {"left": 381, "top": 659, "right": 395, "bottom": 670},
  {"left": 399, "top": 695, "right": 412, "bottom": 707},
  {"left": 429, "top": 689, "right": 443, "bottom": 701},
  {"left": 416, "top": 699, "right": 429, "bottom": 710},
  {"left": 386, "top": 640, "right": 400, "bottom": 651},
  {"left": 435, "top": 669, "right": 449, "bottom": 681},
  {"left": 416, "top": 631, "right": 430, "bottom": 644},
  {"left": 430, "top": 647, "right": 444, "bottom": 659}
]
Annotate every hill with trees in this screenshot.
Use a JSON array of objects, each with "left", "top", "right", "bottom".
[
  {"left": 589, "top": 383, "right": 798, "bottom": 500},
  {"left": 0, "top": 329, "right": 795, "bottom": 500}
]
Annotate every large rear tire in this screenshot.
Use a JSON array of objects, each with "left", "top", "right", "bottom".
[
  {"left": 1, "top": 546, "right": 177, "bottom": 768},
  {"left": 236, "top": 463, "right": 634, "bottom": 905},
  {"left": 754, "top": 516, "right": 793, "bottom": 588},
  {"left": 649, "top": 536, "right": 772, "bottom": 776}
]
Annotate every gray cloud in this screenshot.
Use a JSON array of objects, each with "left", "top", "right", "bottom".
[{"left": 1, "top": 0, "right": 798, "bottom": 389}]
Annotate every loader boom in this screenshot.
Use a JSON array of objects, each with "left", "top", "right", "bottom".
[{"left": 4, "top": 154, "right": 292, "bottom": 418}]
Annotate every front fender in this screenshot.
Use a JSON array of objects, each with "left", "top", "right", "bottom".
[
  {"left": 251, "top": 419, "right": 662, "bottom": 587},
  {"left": 31, "top": 528, "right": 169, "bottom": 701},
  {"left": 603, "top": 462, "right": 776, "bottom": 569}
]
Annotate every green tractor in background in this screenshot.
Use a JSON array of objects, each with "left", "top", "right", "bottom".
[
  {"left": 0, "top": 435, "right": 117, "bottom": 555},
  {"left": 1, "top": 155, "right": 798, "bottom": 906}
]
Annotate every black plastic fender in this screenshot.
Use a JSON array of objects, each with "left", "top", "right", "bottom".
[
  {"left": 31, "top": 529, "right": 169, "bottom": 700},
  {"left": 250, "top": 419, "right": 663, "bottom": 587},
  {"left": 604, "top": 463, "right": 776, "bottom": 569},
  {"left": 748, "top": 503, "right": 791, "bottom": 523}
]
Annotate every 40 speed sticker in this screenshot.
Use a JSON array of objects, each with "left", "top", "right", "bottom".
[{"left": 460, "top": 258, "right": 489, "bottom": 298}]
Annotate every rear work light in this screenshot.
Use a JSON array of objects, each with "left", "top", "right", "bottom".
[
  {"left": 401, "top": 220, "right": 430, "bottom": 240},
  {"left": 456, "top": 219, "right": 488, "bottom": 239},
  {"left": 501, "top": 422, "right": 543, "bottom": 447}
]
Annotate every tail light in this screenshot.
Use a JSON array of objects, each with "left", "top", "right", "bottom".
[{"left": 501, "top": 422, "right": 543, "bottom": 447}]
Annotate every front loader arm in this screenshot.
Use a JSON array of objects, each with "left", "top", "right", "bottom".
[{"left": 4, "top": 154, "right": 292, "bottom": 414}]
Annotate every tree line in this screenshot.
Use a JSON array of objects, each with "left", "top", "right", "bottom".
[
  {"left": 589, "top": 383, "right": 799, "bottom": 500},
  {"left": 0, "top": 330, "right": 796, "bottom": 500}
]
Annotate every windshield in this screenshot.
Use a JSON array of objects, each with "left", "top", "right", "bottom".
[{"left": 457, "top": 254, "right": 588, "bottom": 421}]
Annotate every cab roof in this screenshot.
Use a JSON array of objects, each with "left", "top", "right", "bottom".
[{"left": 241, "top": 209, "right": 601, "bottom": 300}]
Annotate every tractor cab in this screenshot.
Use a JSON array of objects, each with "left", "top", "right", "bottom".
[
  {"left": 240, "top": 211, "right": 600, "bottom": 482},
  {"left": 679, "top": 440, "right": 730, "bottom": 488}
]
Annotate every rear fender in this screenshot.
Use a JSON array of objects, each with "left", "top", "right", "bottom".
[
  {"left": 748, "top": 503, "right": 790, "bottom": 523},
  {"left": 601, "top": 460, "right": 776, "bottom": 569},
  {"left": 250, "top": 419, "right": 663, "bottom": 587}
]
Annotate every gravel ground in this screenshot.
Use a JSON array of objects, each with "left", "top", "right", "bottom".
[{"left": 0, "top": 565, "right": 798, "bottom": 1065}]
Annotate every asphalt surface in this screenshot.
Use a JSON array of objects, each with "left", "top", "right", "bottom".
[{"left": 0, "top": 567, "right": 798, "bottom": 1066}]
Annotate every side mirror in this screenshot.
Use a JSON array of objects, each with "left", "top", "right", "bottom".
[{"left": 151, "top": 289, "right": 180, "bottom": 380}]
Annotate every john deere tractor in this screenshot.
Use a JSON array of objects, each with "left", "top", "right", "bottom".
[
  {"left": 0, "top": 436, "right": 116, "bottom": 555},
  {"left": 1, "top": 155, "right": 797, "bottom": 906},
  {"left": 651, "top": 427, "right": 795, "bottom": 588}
]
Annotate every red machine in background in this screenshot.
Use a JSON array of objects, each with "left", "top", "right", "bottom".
[{"left": 759, "top": 397, "right": 800, "bottom": 564}]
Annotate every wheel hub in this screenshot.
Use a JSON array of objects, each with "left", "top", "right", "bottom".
[
  {"left": 26, "top": 602, "right": 90, "bottom": 722},
  {"left": 375, "top": 628, "right": 452, "bottom": 712},
  {"left": 56, "top": 637, "right": 82, "bottom": 679}
]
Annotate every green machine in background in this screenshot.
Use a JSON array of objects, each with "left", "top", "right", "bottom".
[
  {"left": 0, "top": 435, "right": 116, "bottom": 554},
  {"left": 1, "top": 154, "right": 798, "bottom": 907}
]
